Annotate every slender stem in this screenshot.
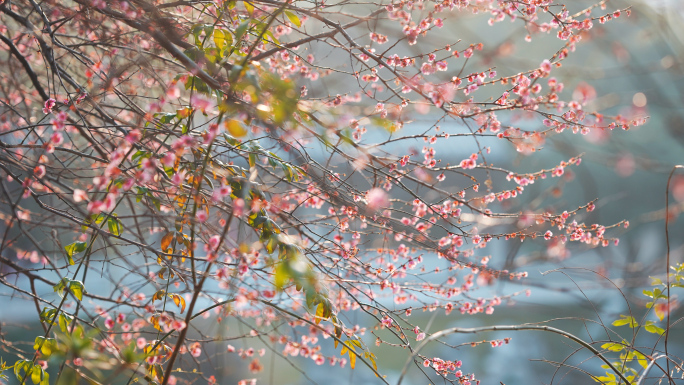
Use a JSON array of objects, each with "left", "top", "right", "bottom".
[
  {"left": 396, "top": 324, "right": 631, "bottom": 385},
  {"left": 636, "top": 355, "right": 665, "bottom": 385},
  {"left": 160, "top": 207, "right": 235, "bottom": 385},
  {"left": 663, "top": 165, "right": 683, "bottom": 384}
]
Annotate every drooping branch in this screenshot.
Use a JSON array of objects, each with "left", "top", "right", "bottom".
[{"left": 397, "top": 324, "right": 631, "bottom": 385}]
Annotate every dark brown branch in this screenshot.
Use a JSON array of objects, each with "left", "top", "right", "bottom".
[{"left": 0, "top": 33, "right": 50, "bottom": 101}]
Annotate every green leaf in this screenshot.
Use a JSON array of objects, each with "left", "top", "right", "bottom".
[
  {"left": 612, "top": 315, "right": 638, "bottom": 328},
  {"left": 34, "top": 337, "right": 55, "bottom": 357},
  {"left": 39, "top": 307, "right": 57, "bottom": 324},
  {"left": 263, "top": 233, "right": 278, "bottom": 254},
  {"left": 593, "top": 374, "right": 616, "bottom": 383},
  {"left": 150, "top": 196, "right": 161, "bottom": 211},
  {"left": 284, "top": 11, "right": 301, "bottom": 27},
  {"left": 33, "top": 336, "right": 45, "bottom": 351},
  {"left": 157, "top": 113, "right": 177, "bottom": 124},
  {"left": 305, "top": 289, "right": 316, "bottom": 308},
  {"left": 635, "top": 351, "right": 648, "bottom": 369},
  {"left": 108, "top": 217, "right": 123, "bottom": 236},
  {"left": 601, "top": 342, "right": 624, "bottom": 352},
  {"left": 58, "top": 314, "right": 69, "bottom": 332},
  {"left": 644, "top": 321, "right": 666, "bottom": 335},
  {"left": 131, "top": 150, "right": 147, "bottom": 162},
  {"left": 190, "top": 24, "right": 214, "bottom": 47},
  {"left": 64, "top": 241, "right": 87, "bottom": 265},
  {"left": 264, "top": 30, "right": 280, "bottom": 45},
  {"left": 69, "top": 280, "right": 85, "bottom": 301},
  {"left": 234, "top": 20, "right": 251, "bottom": 43},
  {"left": 184, "top": 76, "right": 211, "bottom": 94},
  {"left": 274, "top": 262, "right": 289, "bottom": 290},
  {"left": 214, "top": 28, "right": 232, "bottom": 52},
  {"left": 282, "top": 164, "right": 293, "bottom": 181},
  {"left": 94, "top": 213, "right": 107, "bottom": 225},
  {"left": 223, "top": 133, "right": 241, "bottom": 146},
  {"left": 53, "top": 278, "right": 68, "bottom": 298}
]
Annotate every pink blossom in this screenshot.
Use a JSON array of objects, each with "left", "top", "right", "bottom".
[
  {"left": 540, "top": 59, "right": 552, "bottom": 74},
  {"left": 161, "top": 152, "right": 176, "bottom": 167},
  {"left": 196, "top": 211, "right": 208, "bottom": 222},
  {"left": 33, "top": 165, "right": 46, "bottom": 178},
  {"left": 366, "top": 188, "right": 389, "bottom": 212},
  {"left": 172, "top": 320, "right": 187, "bottom": 331},
  {"left": 233, "top": 198, "right": 245, "bottom": 217},
  {"left": 420, "top": 62, "right": 435, "bottom": 75},
  {"left": 43, "top": 98, "right": 56, "bottom": 114},
  {"left": 190, "top": 342, "right": 202, "bottom": 357}
]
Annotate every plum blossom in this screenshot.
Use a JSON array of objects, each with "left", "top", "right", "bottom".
[
  {"left": 366, "top": 188, "right": 389, "bottom": 212},
  {"left": 43, "top": 98, "right": 56, "bottom": 114}
]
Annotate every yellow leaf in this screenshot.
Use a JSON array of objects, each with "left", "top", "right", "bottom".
[
  {"left": 31, "top": 366, "right": 42, "bottom": 384},
  {"left": 284, "top": 10, "right": 301, "bottom": 27},
  {"left": 349, "top": 351, "right": 356, "bottom": 369},
  {"left": 315, "top": 302, "right": 325, "bottom": 324},
  {"left": 369, "top": 353, "right": 378, "bottom": 371},
  {"left": 176, "top": 107, "right": 192, "bottom": 118},
  {"left": 244, "top": 1, "right": 254, "bottom": 15},
  {"left": 151, "top": 315, "right": 163, "bottom": 332},
  {"left": 225, "top": 119, "right": 247, "bottom": 137}
]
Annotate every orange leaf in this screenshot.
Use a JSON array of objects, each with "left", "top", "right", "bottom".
[
  {"left": 172, "top": 294, "right": 186, "bottom": 313},
  {"left": 161, "top": 232, "right": 174, "bottom": 252},
  {"left": 152, "top": 290, "right": 166, "bottom": 301},
  {"left": 151, "top": 315, "right": 163, "bottom": 332}
]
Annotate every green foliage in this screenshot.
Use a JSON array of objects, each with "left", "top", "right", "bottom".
[
  {"left": 598, "top": 262, "right": 684, "bottom": 384},
  {"left": 611, "top": 315, "right": 637, "bottom": 328},
  {"left": 39, "top": 307, "right": 74, "bottom": 333},
  {"left": 53, "top": 278, "right": 85, "bottom": 301},
  {"left": 0, "top": 358, "right": 10, "bottom": 382},
  {"left": 63, "top": 241, "right": 87, "bottom": 265},
  {"left": 284, "top": 10, "right": 301, "bottom": 27},
  {"left": 13, "top": 359, "right": 49, "bottom": 385}
]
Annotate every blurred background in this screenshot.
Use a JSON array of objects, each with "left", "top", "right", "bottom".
[{"left": 3, "top": 0, "right": 684, "bottom": 384}]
